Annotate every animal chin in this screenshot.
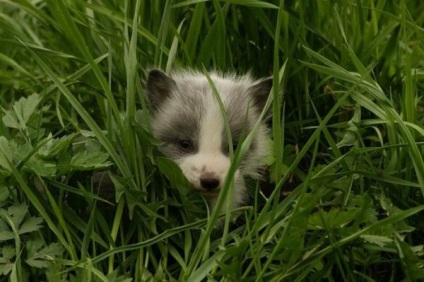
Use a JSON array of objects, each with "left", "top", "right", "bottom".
[{"left": 192, "top": 186, "right": 220, "bottom": 197}]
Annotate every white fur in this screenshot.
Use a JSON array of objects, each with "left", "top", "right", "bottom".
[{"left": 146, "top": 70, "right": 271, "bottom": 215}]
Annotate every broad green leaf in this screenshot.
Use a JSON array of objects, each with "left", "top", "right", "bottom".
[
  {"left": 0, "top": 246, "right": 15, "bottom": 259},
  {"left": 336, "top": 129, "right": 357, "bottom": 148},
  {"left": 0, "top": 204, "right": 43, "bottom": 240},
  {"left": 14, "top": 143, "right": 57, "bottom": 177},
  {"left": 0, "top": 246, "right": 15, "bottom": 275},
  {"left": 18, "top": 216, "right": 43, "bottom": 235},
  {"left": 379, "top": 193, "right": 415, "bottom": 233},
  {"left": 37, "top": 133, "right": 76, "bottom": 158},
  {"left": 4, "top": 204, "right": 28, "bottom": 229},
  {"left": 26, "top": 239, "right": 44, "bottom": 257},
  {"left": 25, "top": 155, "right": 57, "bottom": 177},
  {"left": 25, "top": 242, "right": 64, "bottom": 269},
  {"left": 0, "top": 264, "right": 13, "bottom": 276},
  {"left": 308, "top": 208, "right": 358, "bottom": 230},
  {"left": 156, "top": 157, "right": 191, "bottom": 194},
  {"left": 361, "top": 235, "right": 393, "bottom": 247},
  {"left": 0, "top": 186, "right": 9, "bottom": 204},
  {"left": 2, "top": 93, "right": 41, "bottom": 129},
  {"left": 70, "top": 150, "right": 111, "bottom": 170},
  {"left": 0, "top": 230, "right": 14, "bottom": 241},
  {"left": 0, "top": 137, "right": 17, "bottom": 171},
  {"left": 108, "top": 172, "right": 130, "bottom": 203}
]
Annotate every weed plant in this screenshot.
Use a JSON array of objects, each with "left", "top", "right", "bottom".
[{"left": 0, "top": 0, "right": 424, "bottom": 281}]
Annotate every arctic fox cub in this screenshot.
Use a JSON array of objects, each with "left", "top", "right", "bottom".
[{"left": 146, "top": 69, "right": 272, "bottom": 213}]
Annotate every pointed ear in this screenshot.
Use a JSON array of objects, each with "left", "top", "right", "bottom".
[
  {"left": 249, "top": 77, "right": 273, "bottom": 114},
  {"left": 146, "top": 69, "right": 177, "bottom": 111}
]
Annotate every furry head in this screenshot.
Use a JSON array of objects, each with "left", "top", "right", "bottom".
[{"left": 146, "top": 69, "right": 272, "bottom": 213}]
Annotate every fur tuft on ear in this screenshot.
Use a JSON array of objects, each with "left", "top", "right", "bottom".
[
  {"left": 146, "top": 69, "right": 177, "bottom": 111},
  {"left": 249, "top": 77, "right": 273, "bottom": 114}
]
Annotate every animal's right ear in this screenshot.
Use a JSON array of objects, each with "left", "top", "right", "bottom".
[
  {"left": 146, "top": 69, "right": 177, "bottom": 111},
  {"left": 249, "top": 77, "right": 273, "bottom": 115}
]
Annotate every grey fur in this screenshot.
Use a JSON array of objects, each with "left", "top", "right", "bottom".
[{"left": 146, "top": 69, "right": 272, "bottom": 214}]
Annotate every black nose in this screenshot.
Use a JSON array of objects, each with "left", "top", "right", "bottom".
[{"left": 200, "top": 176, "right": 220, "bottom": 190}]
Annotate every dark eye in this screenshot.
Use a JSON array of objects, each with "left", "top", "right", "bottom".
[
  {"left": 224, "top": 141, "right": 238, "bottom": 155},
  {"left": 232, "top": 142, "right": 238, "bottom": 152},
  {"left": 179, "top": 140, "right": 194, "bottom": 152}
]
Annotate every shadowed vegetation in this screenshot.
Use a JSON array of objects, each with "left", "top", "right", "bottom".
[{"left": 0, "top": 0, "right": 424, "bottom": 280}]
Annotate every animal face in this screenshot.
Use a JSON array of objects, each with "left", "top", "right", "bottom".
[{"left": 146, "top": 69, "right": 271, "bottom": 209}]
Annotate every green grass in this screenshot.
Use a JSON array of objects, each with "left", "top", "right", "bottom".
[{"left": 1, "top": 0, "right": 424, "bottom": 280}]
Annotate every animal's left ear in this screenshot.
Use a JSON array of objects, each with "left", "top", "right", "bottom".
[
  {"left": 249, "top": 77, "right": 274, "bottom": 114},
  {"left": 146, "top": 69, "right": 177, "bottom": 112}
]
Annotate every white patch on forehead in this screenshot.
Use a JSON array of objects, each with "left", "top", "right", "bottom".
[
  {"left": 198, "top": 95, "right": 223, "bottom": 153},
  {"left": 196, "top": 76, "right": 239, "bottom": 154}
]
